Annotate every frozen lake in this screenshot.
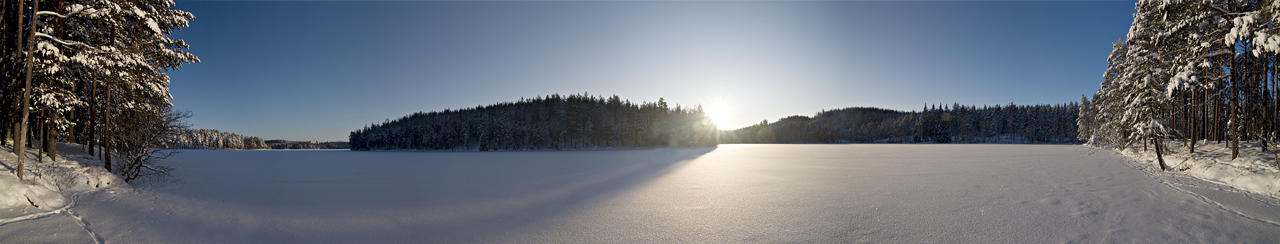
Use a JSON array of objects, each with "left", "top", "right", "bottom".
[{"left": 5, "top": 144, "right": 1280, "bottom": 243}]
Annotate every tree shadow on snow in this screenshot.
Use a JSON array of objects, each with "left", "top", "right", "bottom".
[{"left": 100, "top": 147, "right": 719, "bottom": 242}]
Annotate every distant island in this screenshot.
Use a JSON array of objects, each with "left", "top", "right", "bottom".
[
  {"left": 164, "top": 129, "right": 349, "bottom": 150},
  {"left": 165, "top": 129, "right": 270, "bottom": 150},
  {"left": 265, "top": 140, "right": 350, "bottom": 150}
]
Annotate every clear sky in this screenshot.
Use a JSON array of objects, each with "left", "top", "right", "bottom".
[{"left": 167, "top": 1, "right": 1137, "bottom": 142}]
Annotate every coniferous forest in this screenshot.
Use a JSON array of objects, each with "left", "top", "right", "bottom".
[
  {"left": 352, "top": 93, "right": 1081, "bottom": 151},
  {"left": 265, "top": 140, "right": 349, "bottom": 150},
  {"left": 1077, "top": 1, "right": 1280, "bottom": 170},
  {"left": 349, "top": 93, "right": 719, "bottom": 151},
  {"left": 162, "top": 129, "right": 270, "bottom": 150},
  {"left": 721, "top": 103, "right": 1080, "bottom": 144},
  {"left": 1, "top": 0, "right": 197, "bottom": 181}
]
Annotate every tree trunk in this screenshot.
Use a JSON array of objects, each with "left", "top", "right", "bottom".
[
  {"left": 1155, "top": 136, "right": 1167, "bottom": 171},
  {"left": 1257, "top": 57, "right": 1267, "bottom": 152},
  {"left": 1271, "top": 55, "right": 1280, "bottom": 161},
  {"left": 1263, "top": 64, "right": 1270, "bottom": 152},
  {"left": 1182, "top": 89, "right": 1192, "bottom": 153},
  {"left": 26, "top": 125, "right": 33, "bottom": 149},
  {"left": 1203, "top": 88, "right": 1209, "bottom": 143},
  {"left": 104, "top": 24, "right": 117, "bottom": 172},
  {"left": 1213, "top": 89, "right": 1220, "bottom": 143},
  {"left": 1232, "top": 71, "right": 1240, "bottom": 160},
  {"left": 37, "top": 115, "right": 43, "bottom": 163},
  {"left": 55, "top": 0, "right": 63, "bottom": 37},
  {"left": 13, "top": 0, "right": 35, "bottom": 180},
  {"left": 44, "top": 118, "right": 55, "bottom": 161},
  {"left": 104, "top": 79, "right": 112, "bottom": 172},
  {"left": 1184, "top": 92, "right": 1190, "bottom": 148},
  {"left": 88, "top": 79, "right": 96, "bottom": 156},
  {"left": 10, "top": 124, "right": 17, "bottom": 151}
]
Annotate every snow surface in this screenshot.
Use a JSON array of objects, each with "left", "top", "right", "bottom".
[
  {"left": 0, "top": 143, "right": 119, "bottom": 211},
  {"left": 0, "top": 142, "right": 120, "bottom": 244},
  {"left": 3, "top": 144, "right": 1280, "bottom": 243},
  {"left": 1119, "top": 140, "right": 1280, "bottom": 199}
]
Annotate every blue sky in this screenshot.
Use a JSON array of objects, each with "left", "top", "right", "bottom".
[{"left": 168, "top": 1, "right": 1136, "bottom": 142}]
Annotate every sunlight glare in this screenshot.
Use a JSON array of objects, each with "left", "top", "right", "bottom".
[{"left": 704, "top": 104, "right": 730, "bottom": 126}]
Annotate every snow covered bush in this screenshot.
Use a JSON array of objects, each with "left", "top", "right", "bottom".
[{"left": 108, "top": 107, "right": 189, "bottom": 182}]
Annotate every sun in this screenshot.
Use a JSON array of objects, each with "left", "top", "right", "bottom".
[{"left": 703, "top": 104, "right": 730, "bottom": 126}]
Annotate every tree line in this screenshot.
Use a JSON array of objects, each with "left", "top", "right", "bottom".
[
  {"left": 266, "top": 140, "right": 349, "bottom": 149},
  {"left": 1077, "top": 0, "right": 1280, "bottom": 170},
  {"left": 2, "top": 0, "right": 197, "bottom": 181},
  {"left": 349, "top": 93, "right": 718, "bottom": 151},
  {"left": 163, "top": 129, "right": 269, "bottom": 150},
  {"left": 721, "top": 103, "right": 1080, "bottom": 144},
  {"left": 162, "top": 129, "right": 353, "bottom": 150}
]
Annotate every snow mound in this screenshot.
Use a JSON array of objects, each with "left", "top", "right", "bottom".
[
  {"left": 0, "top": 142, "right": 121, "bottom": 212},
  {"left": 1118, "top": 140, "right": 1280, "bottom": 198},
  {"left": 0, "top": 179, "right": 65, "bottom": 209}
]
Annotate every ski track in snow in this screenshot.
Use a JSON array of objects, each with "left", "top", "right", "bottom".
[
  {"left": 1, "top": 188, "right": 107, "bottom": 244},
  {"left": 64, "top": 208, "right": 104, "bottom": 244},
  {"left": 0, "top": 189, "right": 87, "bottom": 227},
  {"left": 1129, "top": 159, "right": 1280, "bottom": 228},
  {"left": 0, "top": 204, "right": 68, "bottom": 227}
]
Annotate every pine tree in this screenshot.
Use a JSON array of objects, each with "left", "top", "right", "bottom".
[{"left": 3, "top": 0, "right": 196, "bottom": 179}]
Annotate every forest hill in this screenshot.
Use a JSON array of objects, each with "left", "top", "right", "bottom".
[
  {"left": 349, "top": 93, "right": 718, "bottom": 151},
  {"left": 351, "top": 94, "right": 1081, "bottom": 151},
  {"left": 723, "top": 104, "right": 1080, "bottom": 144}
]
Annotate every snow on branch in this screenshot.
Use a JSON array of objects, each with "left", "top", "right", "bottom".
[
  {"left": 33, "top": 33, "right": 98, "bottom": 52},
  {"left": 36, "top": 10, "right": 75, "bottom": 18},
  {"left": 1200, "top": 49, "right": 1232, "bottom": 58},
  {"left": 34, "top": 4, "right": 107, "bottom": 19}
]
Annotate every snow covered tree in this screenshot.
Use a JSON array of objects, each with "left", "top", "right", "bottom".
[
  {"left": 1084, "top": 0, "right": 1280, "bottom": 169},
  {"left": 1115, "top": 0, "right": 1181, "bottom": 169},
  {"left": 2, "top": 0, "right": 196, "bottom": 179},
  {"left": 164, "top": 128, "right": 270, "bottom": 150}
]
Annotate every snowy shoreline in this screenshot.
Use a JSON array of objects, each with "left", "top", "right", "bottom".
[
  {"left": 0, "top": 142, "right": 121, "bottom": 226},
  {"left": 1113, "top": 140, "right": 1280, "bottom": 198}
]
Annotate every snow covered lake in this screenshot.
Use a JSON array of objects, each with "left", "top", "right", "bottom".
[{"left": 4, "top": 144, "right": 1280, "bottom": 243}]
